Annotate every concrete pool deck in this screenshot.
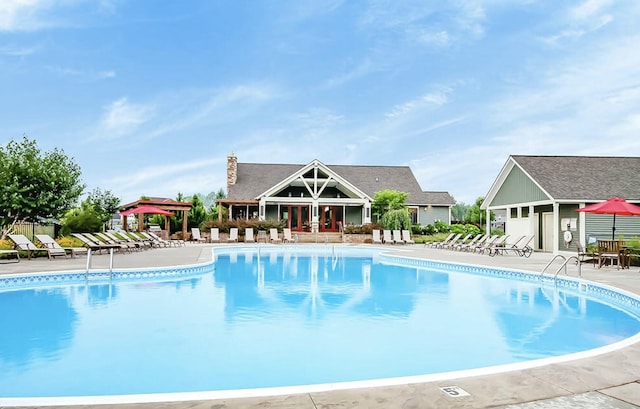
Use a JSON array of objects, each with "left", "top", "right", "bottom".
[{"left": 1, "top": 243, "right": 639, "bottom": 409}]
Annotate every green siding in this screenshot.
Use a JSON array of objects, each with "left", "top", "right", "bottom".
[
  {"left": 491, "top": 166, "right": 548, "bottom": 206},
  {"left": 559, "top": 204, "right": 579, "bottom": 251},
  {"left": 421, "top": 206, "right": 449, "bottom": 226},
  {"left": 586, "top": 213, "right": 640, "bottom": 241}
]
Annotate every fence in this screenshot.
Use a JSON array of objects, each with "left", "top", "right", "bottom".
[{"left": 10, "top": 223, "right": 56, "bottom": 242}]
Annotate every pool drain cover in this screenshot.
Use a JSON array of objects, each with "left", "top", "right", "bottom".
[{"left": 440, "top": 386, "right": 470, "bottom": 397}]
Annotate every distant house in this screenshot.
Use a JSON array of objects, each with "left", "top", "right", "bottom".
[
  {"left": 217, "top": 154, "right": 455, "bottom": 233},
  {"left": 482, "top": 155, "right": 640, "bottom": 253}
]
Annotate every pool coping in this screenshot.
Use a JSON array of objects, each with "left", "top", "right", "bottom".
[{"left": 1, "top": 243, "right": 640, "bottom": 408}]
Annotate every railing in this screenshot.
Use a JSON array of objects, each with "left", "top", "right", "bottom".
[
  {"left": 84, "top": 248, "right": 115, "bottom": 280},
  {"left": 539, "top": 254, "right": 582, "bottom": 280}
]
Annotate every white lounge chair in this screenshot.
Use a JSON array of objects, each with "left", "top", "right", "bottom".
[
  {"left": 372, "top": 229, "right": 382, "bottom": 244},
  {"left": 401, "top": 230, "right": 415, "bottom": 244},
  {"left": 283, "top": 228, "right": 294, "bottom": 244},
  {"left": 269, "top": 228, "right": 282, "bottom": 244},
  {"left": 382, "top": 230, "right": 393, "bottom": 244},
  {"left": 392, "top": 230, "right": 404, "bottom": 244},
  {"left": 210, "top": 228, "right": 220, "bottom": 243},
  {"left": 244, "top": 228, "right": 255, "bottom": 243},
  {"left": 228, "top": 228, "right": 238, "bottom": 243},
  {"left": 191, "top": 227, "right": 207, "bottom": 243}
]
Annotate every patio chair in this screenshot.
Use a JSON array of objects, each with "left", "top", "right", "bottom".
[
  {"left": 392, "top": 230, "right": 404, "bottom": 244},
  {"left": 191, "top": 227, "right": 207, "bottom": 243},
  {"left": 149, "top": 231, "right": 185, "bottom": 247},
  {"left": 269, "top": 228, "right": 282, "bottom": 244},
  {"left": 210, "top": 228, "right": 220, "bottom": 243},
  {"left": 244, "top": 228, "right": 255, "bottom": 243},
  {"left": 141, "top": 231, "right": 171, "bottom": 247},
  {"left": 35, "top": 234, "right": 88, "bottom": 258},
  {"left": 400, "top": 230, "right": 415, "bottom": 244},
  {"left": 9, "top": 234, "right": 62, "bottom": 260},
  {"left": 436, "top": 233, "right": 461, "bottom": 249},
  {"left": 86, "top": 232, "right": 131, "bottom": 253},
  {"left": 0, "top": 248, "right": 19, "bottom": 263},
  {"left": 576, "top": 242, "right": 596, "bottom": 266},
  {"left": 382, "top": 230, "right": 393, "bottom": 244},
  {"left": 473, "top": 235, "right": 500, "bottom": 254},
  {"left": 372, "top": 229, "right": 382, "bottom": 244},
  {"left": 442, "top": 234, "right": 471, "bottom": 250},
  {"left": 426, "top": 233, "right": 455, "bottom": 248},
  {"left": 453, "top": 234, "right": 483, "bottom": 251},
  {"left": 109, "top": 230, "right": 153, "bottom": 249},
  {"left": 71, "top": 233, "right": 121, "bottom": 254},
  {"left": 228, "top": 228, "right": 239, "bottom": 243},
  {"left": 96, "top": 232, "right": 137, "bottom": 252},
  {"left": 489, "top": 235, "right": 534, "bottom": 257},
  {"left": 283, "top": 228, "right": 295, "bottom": 244}
]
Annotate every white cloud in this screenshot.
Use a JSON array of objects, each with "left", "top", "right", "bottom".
[
  {"left": 386, "top": 88, "right": 452, "bottom": 119},
  {"left": 96, "top": 97, "right": 153, "bottom": 140},
  {"left": 0, "top": 0, "right": 50, "bottom": 31},
  {"left": 0, "top": 44, "right": 39, "bottom": 56}
]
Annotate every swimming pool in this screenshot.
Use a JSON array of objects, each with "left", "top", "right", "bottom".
[{"left": 1, "top": 245, "right": 640, "bottom": 405}]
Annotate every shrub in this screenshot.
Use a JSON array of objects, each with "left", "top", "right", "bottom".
[
  {"left": 344, "top": 223, "right": 382, "bottom": 234},
  {"left": 433, "top": 220, "right": 450, "bottom": 234},
  {"left": 422, "top": 224, "right": 436, "bottom": 235},
  {"left": 380, "top": 209, "right": 411, "bottom": 230}
]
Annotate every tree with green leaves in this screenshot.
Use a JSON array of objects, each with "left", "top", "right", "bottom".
[
  {"left": 0, "top": 136, "right": 84, "bottom": 239},
  {"left": 451, "top": 201, "right": 469, "bottom": 222},
  {"left": 59, "top": 199, "right": 103, "bottom": 236},
  {"left": 187, "top": 194, "right": 207, "bottom": 229},
  {"left": 466, "top": 197, "right": 495, "bottom": 225},
  {"left": 371, "top": 190, "right": 409, "bottom": 220},
  {"left": 87, "top": 187, "right": 121, "bottom": 230}
]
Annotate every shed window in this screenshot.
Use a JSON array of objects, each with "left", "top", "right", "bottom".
[
  {"left": 521, "top": 207, "right": 529, "bottom": 218},
  {"left": 510, "top": 208, "right": 518, "bottom": 218}
]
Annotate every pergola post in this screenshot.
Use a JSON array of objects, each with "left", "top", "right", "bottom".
[{"left": 182, "top": 210, "right": 189, "bottom": 240}]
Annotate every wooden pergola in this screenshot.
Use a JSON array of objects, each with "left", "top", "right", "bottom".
[{"left": 120, "top": 198, "right": 193, "bottom": 239}]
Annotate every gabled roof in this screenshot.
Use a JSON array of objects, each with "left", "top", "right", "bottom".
[
  {"left": 487, "top": 155, "right": 640, "bottom": 204},
  {"left": 227, "top": 162, "right": 455, "bottom": 205}
]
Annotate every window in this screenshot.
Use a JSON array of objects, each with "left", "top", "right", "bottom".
[
  {"left": 521, "top": 207, "right": 529, "bottom": 218},
  {"left": 510, "top": 208, "right": 518, "bottom": 218}
]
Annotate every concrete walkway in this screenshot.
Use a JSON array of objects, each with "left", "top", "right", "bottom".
[{"left": 1, "top": 244, "right": 639, "bottom": 409}]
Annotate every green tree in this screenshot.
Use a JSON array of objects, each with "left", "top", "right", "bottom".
[
  {"left": 187, "top": 194, "right": 207, "bottom": 229},
  {"left": 0, "top": 136, "right": 84, "bottom": 239},
  {"left": 87, "top": 187, "right": 121, "bottom": 230},
  {"left": 451, "top": 201, "right": 469, "bottom": 222},
  {"left": 466, "top": 197, "right": 495, "bottom": 225},
  {"left": 371, "top": 190, "right": 408, "bottom": 221},
  {"left": 60, "top": 199, "right": 103, "bottom": 235},
  {"left": 380, "top": 208, "right": 412, "bottom": 231}
]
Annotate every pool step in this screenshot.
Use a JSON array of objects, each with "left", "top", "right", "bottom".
[{"left": 294, "top": 232, "right": 343, "bottom": 244}]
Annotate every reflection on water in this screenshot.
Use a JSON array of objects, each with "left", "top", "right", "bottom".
[
  {"left": 0, "top": 250, "right": 638, "bottom": 398},
  {"left": 0, "top": 288, "right": 78, "bottom": 368}
]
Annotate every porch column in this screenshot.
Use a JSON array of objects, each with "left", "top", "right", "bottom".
[
  {"left": 552, "top": 202, "right": 559, "bottom": 254},
  {"left": 578, "top": 203, "right": 586, "bottom": 246},
  {"left": 311, "top": 201, "right": 319, "bottom": 233},
  {"left": 364, "top": 202, "right": 371, "bottom": 224},
  {"left": 259, "top": 199, "right": 266, "bottom": 221},
  {"left": 529, "top": 205, "right": 536, "bottom": 250},
  {"left": 182, "top": 210, "right": 189, "bottom": 240},
  {"left": 485, "top": 209, "right": 491, "bottom": 233}
]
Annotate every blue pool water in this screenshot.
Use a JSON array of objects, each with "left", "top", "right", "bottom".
[{"left": 1, "top": 246, "right": 640, "bottom": 400}]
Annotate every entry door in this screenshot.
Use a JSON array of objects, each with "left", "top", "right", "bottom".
[
  {"left": 542, "top": 212, "right": 554, "bottom": 252},
  {"left": 319, "top": 206, "right": 343, "bottom": 232}
]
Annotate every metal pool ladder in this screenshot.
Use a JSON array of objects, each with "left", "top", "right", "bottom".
[
  {"left": 539, "top": 254, "right": 582, "bottom": 281},
  {"left": 84, "top": 248, "right": 115, "bottom": 279}
]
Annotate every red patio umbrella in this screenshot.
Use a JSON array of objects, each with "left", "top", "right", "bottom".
[
  {"left": 119, "top": 205, "right": 174, "bottom": 217},
  {"left": 576, "top": 197, "right": 640, "bottom": 240}
]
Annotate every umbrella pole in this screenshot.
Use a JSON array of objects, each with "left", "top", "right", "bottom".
[{"left": 612, "top": 213, "right": 616, "bottom": 240}]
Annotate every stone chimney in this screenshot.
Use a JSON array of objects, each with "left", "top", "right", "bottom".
[{"left": 227, "top": 153, "right": 237, "bottom": 191}]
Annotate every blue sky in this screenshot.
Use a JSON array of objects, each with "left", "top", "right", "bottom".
[{"left": 2, "top": 1, "right": 639, "bottom": 206}]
